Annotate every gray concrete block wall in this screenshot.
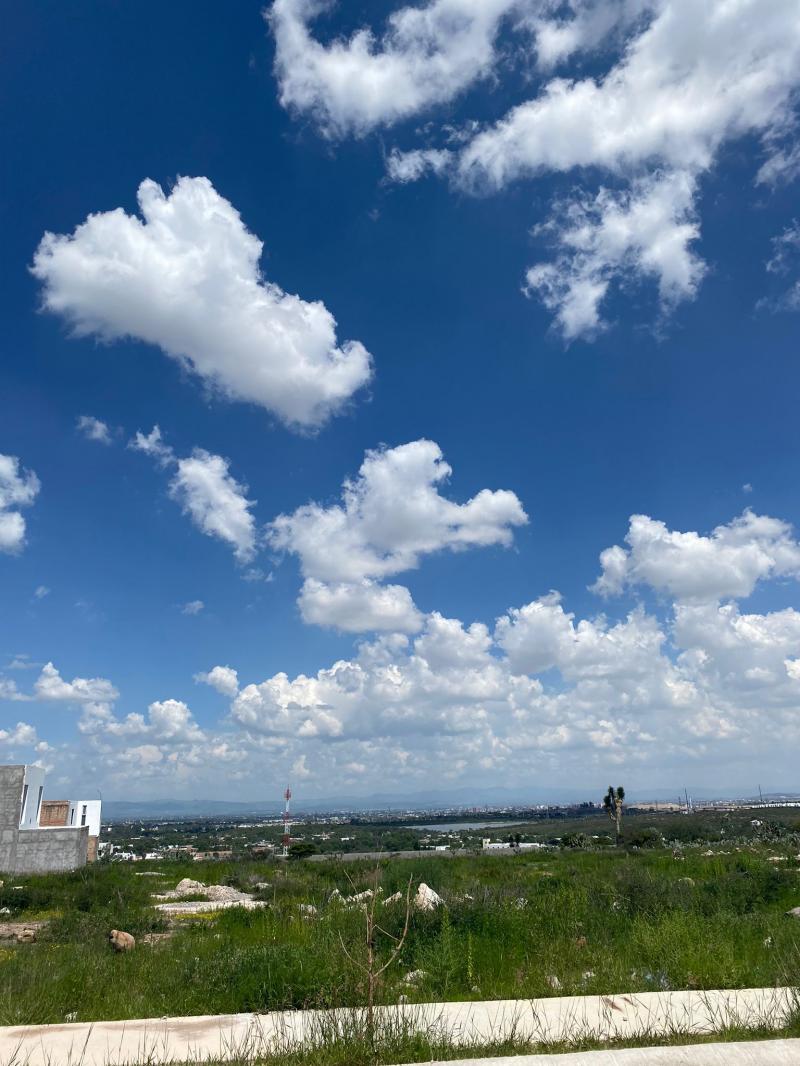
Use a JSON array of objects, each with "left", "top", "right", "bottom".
[
  {"left": 13, "top": 826, "right": 89, "bottom": 873},
  {"left": 0, "top": 765, "right": 89, "bottom": 873},
  {"left": 0, "top": 765, "right": 24, "bottom": 831}
]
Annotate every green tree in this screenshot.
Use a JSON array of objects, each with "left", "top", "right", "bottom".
[
  {"left": 603, "top": 785, "right": 625, "bottom": 845},
  {"left": 288, "top": 841, "right": 318, "bottom": 860}
]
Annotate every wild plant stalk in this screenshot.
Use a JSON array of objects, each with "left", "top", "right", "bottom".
[{"left": 338, "top": 869, "right": 413, "bottom": 1058}]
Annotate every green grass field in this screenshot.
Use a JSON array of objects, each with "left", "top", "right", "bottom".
[{"left": 1, "top": 843, "right": 799, "bottom": 1027}]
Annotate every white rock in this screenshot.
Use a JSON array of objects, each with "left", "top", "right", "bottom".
[
  {"left": 299, "top": 903, "right": 317, "bottom": 916},
  {"left": 546, "top": 975, "right": 562, "bottom": 990},
  {"left": 402, "top": 969, "right": 427, "bottom": 985},
  {"left": 383, "top": 891, "right": 404, "bottom": 905},
  {"left": 345, "top": 889, "right": 376, "bottom": 906},
  {"left": 414, "top": 883, "right": 443, "bottom": 911},
  {"left": 513, "top": 897, "right": 527, "bottom": 909}
]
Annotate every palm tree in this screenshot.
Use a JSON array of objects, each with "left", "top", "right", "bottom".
[{"left": 603, "top": 785, "right": 625, "bottom": 845}]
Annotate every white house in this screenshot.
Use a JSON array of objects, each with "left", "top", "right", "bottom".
[
  {"left": 67, "top": 799, "right": 102, "bottom": 836},
  {"left": 18, "top": 764, "right": 46, "bottom": 829}
]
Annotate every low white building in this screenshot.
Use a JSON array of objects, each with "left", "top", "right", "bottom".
[{"left": 67, "top": 799, "right": 102, "bottom": 836}]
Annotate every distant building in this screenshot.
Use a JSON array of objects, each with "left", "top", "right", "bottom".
[
  {"left": 35, "top": 794, "right": 102, "bottom": 861},
  {"left": 0, "top": 765, "right": 100, "bottom": 873}
]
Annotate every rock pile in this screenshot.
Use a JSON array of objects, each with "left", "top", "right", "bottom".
[{"left": 153, "top": 877, "right": 267, "bottom": 915}]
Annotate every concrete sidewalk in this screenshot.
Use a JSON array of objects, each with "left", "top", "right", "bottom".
[
  {"left": 0, "top": 988, "right": 795, "bottom": 1066},
  {"left": 402, "top": 1041, "right": 800, "bottom": 1065}
]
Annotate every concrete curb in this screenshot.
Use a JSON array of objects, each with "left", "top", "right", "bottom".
[
  {"left": 397, "top": 1039, "right": 800, "bottom": 1065},
  {"left": 0, "top": 988, "right": 795, "bottom": 1066}
]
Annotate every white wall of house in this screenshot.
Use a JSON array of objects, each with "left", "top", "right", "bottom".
[
  {"left": 67, "top": 799, "right": 101, "bottom": 836},
  {"left": 19, "top": 765, "right": 46, "bottom": 829}
]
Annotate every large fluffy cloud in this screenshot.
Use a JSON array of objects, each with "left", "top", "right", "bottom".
[
  {"left": 10, "top": 504, "right": 800, "bottom": 792},
  {"left": 457, "top": 0, "right": 800, "bottom": 188},
  {"left": 212, "top": 574, "right": 800, "bottom": 787},
  {"left": 460, "top": 0, "right": 800, "bottom": 335},
  {"left": 592, "top": 510, "right": 800, "bottom": 602},
  {"left": 0, "top": 454, "right": 40, "bottom": 554},
  {"left": 269, "top": 439, "right": 527, "bottom": 630},
  {"left": 269, "top": 0, "right": 520, "bottom": 137},
  {"left": 274, "top": 0, "right": 800, "bottom": 338},
  {"left": 31, "top": 177, "right": 372, "bottom": 430}
]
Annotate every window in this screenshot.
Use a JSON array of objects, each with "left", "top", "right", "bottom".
[
  {"left": 70, "top": 807, "right": 75, "bottom": 825},
  {"left": 36, "top": 786, "right": 43, "bottom": 822},
  {"left": 20, "top": 784, "right": 28, "bottom": 826},
  {"left": 81, "top": 804, "right": 87, "bottom": 827}
]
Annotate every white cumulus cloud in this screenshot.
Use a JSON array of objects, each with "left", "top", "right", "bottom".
[
  {"left": 196, "top": 665, "right": 240, "bottom": 697},
  {"left": 269, "top": 439, "right": 527, "bottom": 631},
  {"left": 32, "top": 176, "right": 373, "bottom": 430},
  {"left": 131, "top": 427, "right": 258, "bottom": 564},
  {"left": 0, "top": 454, "right": 40, "bottom": 555},
  {"left": 269, "top": 0, "right": 520, "bottom": 137},
  {"left": 34, "top": 662, "right": 119, "bottom": 705},
  {"left": 283, "top": 0, "right": 800, "bottom": 338},
  {"left": 592, "top": 510, "right": 800, "bottom": 602}
]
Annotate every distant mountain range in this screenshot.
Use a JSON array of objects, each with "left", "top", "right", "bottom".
[{"left": 101, "top": 784, "right": 800, "bottom": 821}]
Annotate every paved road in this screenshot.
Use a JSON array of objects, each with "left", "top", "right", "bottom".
[{"left": 0, "top": 988, "right": 794, "bottom": 1065}]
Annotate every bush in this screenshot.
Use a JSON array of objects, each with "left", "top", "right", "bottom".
[{"left": 627, "top": 828, "right": 664, "bottom": 850}]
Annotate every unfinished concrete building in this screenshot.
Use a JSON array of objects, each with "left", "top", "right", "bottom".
[{"left": 0, "top": 765, "right": 100, "bottom": 873}]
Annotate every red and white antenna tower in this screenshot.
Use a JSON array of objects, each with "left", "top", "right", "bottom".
[{"left": 281, "top": 785, "right": 292, "bottom": 858}]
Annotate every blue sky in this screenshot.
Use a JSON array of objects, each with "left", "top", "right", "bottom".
[{"left": 2, "top": 0, "right": 800, "bottom": 802}]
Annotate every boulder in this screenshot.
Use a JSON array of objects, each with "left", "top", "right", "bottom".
[
  {"left": 16, "top": 928, "right": 37, "bottom": 943},
  {"left": 414, "top": 883, "right": 443, "bottom": 911},
  {"left": 109, "top": 929, "right": 135, "bottom": 952},
  {"left": 546, "top": 974, "right": 561, "bottom": 990},
  {"left": 785, "top": 907, "right": 800, "bottom": 919},
  {"left": 402, "top": 969, "right": 427, "bottom": 985},
  {"left": 383, "top": 891, "right": 403, "bottom": 906}
]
